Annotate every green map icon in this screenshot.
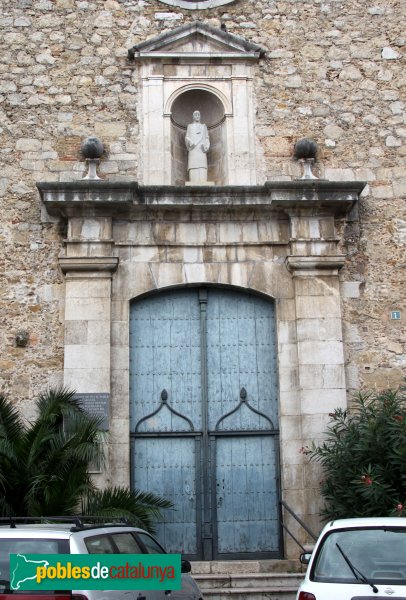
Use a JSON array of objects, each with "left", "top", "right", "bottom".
[{"left": 11, "top": 554, "right": 49, "bottom": 590}]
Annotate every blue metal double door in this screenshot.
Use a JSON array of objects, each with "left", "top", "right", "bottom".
[{"left": 130, "top": 287, "right": 281, "bottom": 560}]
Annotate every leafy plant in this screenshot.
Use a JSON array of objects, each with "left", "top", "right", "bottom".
[
  {"left": 81, "top": 488, "right": 172, "bottom": 534},
  {"left": 306, "top": 387, "right": 406, "bottom": 519},
  {"left": 0, "top": 387, "right": 172, "bottom": 531}
]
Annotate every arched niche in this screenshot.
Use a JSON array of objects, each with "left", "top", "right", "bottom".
[
  {"left": 132, "top": 21, "right": 264, "bottom": 185},
  {"left": 170, "top": 89, "right": 227, "bottom": 186}
]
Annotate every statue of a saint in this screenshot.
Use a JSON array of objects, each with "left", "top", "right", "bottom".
[{"left": 185, "top": 110, "right": 210, "bottom": 183}]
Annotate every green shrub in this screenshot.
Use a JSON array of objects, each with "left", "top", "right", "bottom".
[{"left": 306, "top": 387, "right": 406, "bottom": 519}]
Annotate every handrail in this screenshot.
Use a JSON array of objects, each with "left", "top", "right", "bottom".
[{"left": 280, "top": 500, "right": 318, "bottom": 553}]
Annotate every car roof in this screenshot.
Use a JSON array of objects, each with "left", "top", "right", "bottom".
[
  {"left": 0, "top": 522, "right": 147, "bottom": 536},
  {"left": 324, "top": 517, "right": 406, "bottom": 531}
]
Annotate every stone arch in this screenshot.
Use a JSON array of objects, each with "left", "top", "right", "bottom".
[
  {"left": 125, "top": 260, "right": 293, "bottom": 308},
  {"left": 130, "top": 280, "right": 280, "bottom": 306},
  {"left": 165, "top": 84, "right": 232, "bottom": 116},
  {"left": 166, "top": 86, "right": 230, "bottom": 185}
]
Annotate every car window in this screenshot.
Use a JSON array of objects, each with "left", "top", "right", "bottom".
[
  {"left": 136, "top": 532, "right": 165, "bottom": 554},
  {"left": 85, "top": 534, "right": 116, "bottom": 554},
  {"left": 111, "top": 532, "right": 143, "bottom": 553},
  {"left": 313, "top": 527, "right": 406, "bottom": 584},
  {"left": 0, "top": 537, "right": 69, "bottom": 590},
  {"left": 13, "top": 540, "right": 61, "bottom": 553}
]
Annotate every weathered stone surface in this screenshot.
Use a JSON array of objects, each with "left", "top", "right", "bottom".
[
  {"left": 0, "top": 0, "right": 405, "bottom": 557},
  {"left": 382, "top": 46, "right": 401, "bottom": 60}
]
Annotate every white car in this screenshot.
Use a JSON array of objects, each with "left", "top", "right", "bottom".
[
  {"left": 297, "top": 517, "right": 406, "bottom": 600},
  {"left": 0, "top": 518, "right": 203, "bottom": 600}
]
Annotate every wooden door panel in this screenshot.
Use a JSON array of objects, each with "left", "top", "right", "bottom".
[
  {"left": 130, "top": 289, "right": 202, "bottom": 431},
  {"left": 215, "top": 436, "right": 279, "bottom": 555},
  {"left": 206, "top": 290, "right": 278, "bottom": 431},
  {"left": 133, "top": 437, "right": 198, "bottom": 555},
  {"left": 130, "top": 287, "right": 280, "bottom": 559}
]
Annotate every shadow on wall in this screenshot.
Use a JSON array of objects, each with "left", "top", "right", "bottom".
[{"left": 171, "top": 89, "right": 227, "bottom": 185}]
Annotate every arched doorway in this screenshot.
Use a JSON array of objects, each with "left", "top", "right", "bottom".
[
  {"left": 130, "top": 287, "right": 281, "bottom": 560},
  {"left": 170, "top": 89, "right": 227, "bottom": 185}
]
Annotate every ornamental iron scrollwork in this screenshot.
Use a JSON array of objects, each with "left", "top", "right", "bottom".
[
  {"left": 214, "top": 387, "right": 276, "bottom": 432},
  {"left": 134, "top": 389, "right": 195, "bottom": 433}
]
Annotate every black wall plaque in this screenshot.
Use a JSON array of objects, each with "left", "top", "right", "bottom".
[{"left": 74, "top": 393, "right": 110, "bottom": 430}]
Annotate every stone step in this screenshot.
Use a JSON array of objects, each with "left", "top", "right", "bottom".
[
  {"left": 195, "top": 572, "right": 304, "bottom": 590},
  {"left": 197, "top": 587, "right": 299, "bottom": 600},
  {"left": 191, "top": 560, "right": 301, "bottom": 575},
  {"left": 189, "top": 561, "right": 304, "bottom": 600}
]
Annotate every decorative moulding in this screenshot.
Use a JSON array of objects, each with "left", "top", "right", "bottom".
[
  {"left": 38, "top": 180, "right": 366, "bottom": 219},
  {"left": 285, "top": 255, "right": 346, "bottom": 276},
  {"left": 59, "top": 257, "right": 119, "bottom": 273},
  {"left": 128, "top": 20, "right": 266, "bottom": 61}
]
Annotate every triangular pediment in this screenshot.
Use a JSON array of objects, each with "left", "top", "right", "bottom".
[{"left": 128, "top": 21, "right": 265, "bottom": 60}]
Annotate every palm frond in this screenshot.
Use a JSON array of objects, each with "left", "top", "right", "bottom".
[
  {"left": 81, "top": 487, "right": 173, "bottom": 533},
  {"left": 0, "top": 395, "right": 25, "bottom": 444},
  {"left": 35, "top": 387, "right": 82, "bottom": 424}
]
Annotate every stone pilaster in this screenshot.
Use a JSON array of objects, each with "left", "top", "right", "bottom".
[
  {"left": 59, "top": 213, "right": 118, "bottom": 397},
  {"left": 286, "top": 212, "right": 347, "bottom": 535},
  {"left": 60, "top": 257, "right": 118, "bottom": 395}
]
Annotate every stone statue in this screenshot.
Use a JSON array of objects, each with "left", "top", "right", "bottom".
[{"left": 185, "top": 110, "right": 210, "bottom": 183}]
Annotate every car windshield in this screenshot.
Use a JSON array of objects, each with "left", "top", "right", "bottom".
[
  {"left": 313, "top": 527, "right": 406, "bottom": 584},
  {"left": 0, "top": 538, "right": 69, "bottom": 592}
]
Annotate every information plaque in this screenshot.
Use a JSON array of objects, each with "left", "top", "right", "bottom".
[{"left": 74, "top": 393, "right": 110, "bottom": 431}]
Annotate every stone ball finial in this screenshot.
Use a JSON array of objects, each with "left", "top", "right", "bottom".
[
  {"left": 16, "top": 330, "right": 29, "bottom": 347},
  {"left": 293, "top": 138, "right": 318, "bottom": 161},
  {"left": 81, "top": 136, "right": 104, "bottom": 160}
]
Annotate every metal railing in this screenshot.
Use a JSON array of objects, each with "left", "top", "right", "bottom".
[{"left": 280, "top": 500, "right": 318, "bottom": 553}]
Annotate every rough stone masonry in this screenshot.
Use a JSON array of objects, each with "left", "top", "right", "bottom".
[{"left": 0, "top": 0, "right": 405, "bottom": 549}]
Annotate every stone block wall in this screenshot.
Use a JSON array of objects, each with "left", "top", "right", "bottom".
[{"left": 0, "top": 0, "right": 404, "bottom": 550}]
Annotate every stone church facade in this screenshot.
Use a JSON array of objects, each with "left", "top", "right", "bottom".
[{"left": 1, "top": 0, "right": 405, "bottom": 559}]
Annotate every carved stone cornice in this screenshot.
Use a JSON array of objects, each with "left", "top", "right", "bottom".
[
  {"left": 128, "top": 21, "right": 266, "bottom": 62},
  {"left": 38, "top": 180, "right": 366, "bottom": 219},
  {"left": 59, "top": 257, "right": 119, "bottom": 274},
  {"left": 286, "top": 255, "right": 346, "bottom": 277}
]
